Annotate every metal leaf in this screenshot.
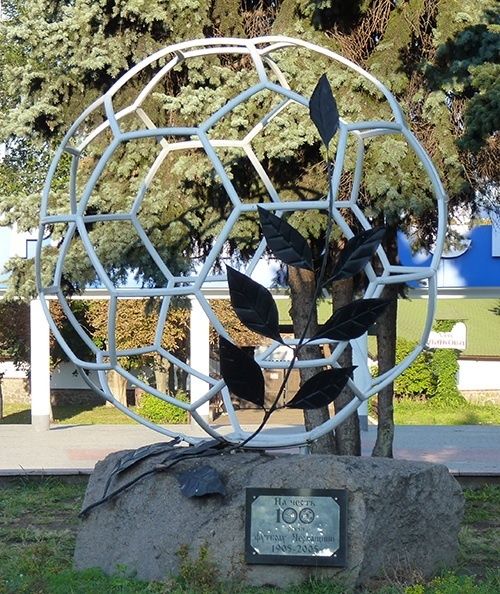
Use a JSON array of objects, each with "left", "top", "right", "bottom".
[
  {"left": 158, "top": 439, "right": 227, "bottom": 467},
  {"left": 219, "top": 336, "right": 265, "bottom": 408},
  {"left": 103, "top": 439, "right": 182, "bottom": 499},
  {"left": 114, "top": 439, "right": 181, "bottom": 476},
  {"left": 286, "top": 367, "right": 356, "bottom": 409},
  {"left": 257, "top": 207, "right": 313, "bottom": 271},
  {"left": 226, "top": 266, "right": 283, "bottom": 343},
  {"left": 177, "top": 465, "right": 226, "bottom": 497},
  {"left": 311, "top": 299, "right": 391, "bottom": 341},
  {"left": 328, "top": 227, "right": 386, "bottom": 283},
  {"left": 309, "top": 74, "right": 339, "bottom": 148}
]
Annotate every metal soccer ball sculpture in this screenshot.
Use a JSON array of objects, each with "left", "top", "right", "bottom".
[{"left": 36, "top": 37, "right": 446, "bottom": 448}]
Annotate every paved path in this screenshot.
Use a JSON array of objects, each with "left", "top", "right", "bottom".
[{"left": 1, "top": 423, "right": 498, "bottom": 477}]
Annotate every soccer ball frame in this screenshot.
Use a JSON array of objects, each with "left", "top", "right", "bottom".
[{"left": 36, "top": 37, "right": 447, "bottom": 448}]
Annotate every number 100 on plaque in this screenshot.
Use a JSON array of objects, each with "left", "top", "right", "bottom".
[{"left": 245, "top": 488, "right": 347, "bottom": 567}]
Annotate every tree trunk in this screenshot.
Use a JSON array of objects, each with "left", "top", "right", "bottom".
[
  {"left": 371, "top": 285, "right": 397, "bottom": 457},
  {"left": 107, "top": 369, "right": 128, "bottom": 407},
  {"left": 154, "top": 356, "right": 169, "bottom": 395},
  {"left": 155, "top": 368, "right": 168, "bottom": 394},
  {"left": 177, "top": 368, "right": 188, "bottom": 393},
  {"left": 372, "top": 229, "right": 399, "bottom": 457},
  {"left": 331, "top": 278, "right": 361, "bottom": 456},
  {"left": 288, "top": 267, "right": 336, "bottom": 454}
]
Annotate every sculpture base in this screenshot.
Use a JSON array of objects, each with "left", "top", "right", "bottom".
[{"left": 75, "top": 450, "right": 463, "bottom": 589}]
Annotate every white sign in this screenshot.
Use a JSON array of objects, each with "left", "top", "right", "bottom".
[{"left": 426, "top": 322, "right": 466, "bottom": 350}]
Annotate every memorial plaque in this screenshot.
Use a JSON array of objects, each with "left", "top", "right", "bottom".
[{"left": 245, "top": 488, "right": 347, "bottom": 566}]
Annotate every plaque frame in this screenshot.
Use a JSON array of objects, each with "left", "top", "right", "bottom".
[{"left": 245, "top": 487, "right": 347, "bottom": 567}]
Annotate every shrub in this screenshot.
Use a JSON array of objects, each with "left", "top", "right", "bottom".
[
  {"left": 175, "top": 544, "right": 219, "bottom": 594},
  {"left": 137, "top": 390, "right": 189, "bottom": 424},
  {"left": 430, "top": 349, "right": 465, "bottom": 408},
  {"left": 374, "top": 338, "right": 464, "bottom": 405},
  {"left": 393, "top": 338, "right": 436, "bottom": 400}
]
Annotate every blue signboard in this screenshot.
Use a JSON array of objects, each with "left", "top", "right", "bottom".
[{"left": 398, "top": 225, "right": 500, "bottom": 289}]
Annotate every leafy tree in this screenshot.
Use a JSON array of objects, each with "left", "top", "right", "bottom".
[
  {"left": 209, "top": 300, "right": 266, "bottom": 348},
  {"left": 0, "top": 300, "right": 30, "bottom": 370},
  {"left": 0, "top": 0, "right": 497, "bottom": 453},
  {"left": 75, "top": 299, "right": 189, "bottom": 405},
  {"left": 49, "top": 300, "right": 95, "bottom": 369},
  {"left": 0, "top": 296, "right": 189, "bottom": 412},
  {"left": 0, "top": 299, "right": 30, "bottom": 416}
]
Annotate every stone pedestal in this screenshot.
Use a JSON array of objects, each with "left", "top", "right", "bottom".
[{"left": 75, "top": 450, "right": 464, "bottom": 589}]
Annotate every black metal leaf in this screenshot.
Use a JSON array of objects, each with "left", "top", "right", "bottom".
[
  {"left": 103, "top": 439, "right": 182, "bottom": 499},
  {"left": 80, "top": 439, "right": 231, "bottom": 517},
  {"left": 311, "top": 299, "right": 391, "bottom": 341},
  {"left": 257, "top": 207, "right": 313, "bottom": 271},
  {"left": 309, "top": 74, "right": 339, "bottom": 148},
  {"left": 328, "top": 227, "right": 386, "bottom": 283},
  {"left": 226, "top": 266, "right": 283, "bottom": 343},
  {"left": 158, "top": 439, "right": 226, "bottom": 466},
  {"left": 219, "top": 336, "right": 265, "bottom": 408},
  {"left": 114, "top": 439, "right": 181, "bottom": 476},
  {"left": 177, "top": 465, "right": 226, "bottom": 497},
  {"left": 286, "top": 367, "right": 356, "bottom": 409}
]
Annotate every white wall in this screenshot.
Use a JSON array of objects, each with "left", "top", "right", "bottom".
[
  {"left": 49, "top": 362, "right": 100, "bottom": 390},
  {"left": 49, "top": 359, "right": 500, "bottom": 392},
  {"left": 3, "top": 358, "right": 500, "bottom": 392},
  {"left": 1, "top": 359, "right": 145, "bottom": 391},
  {"left": 1, "top": 361, "right": 100, "bottom": 389},
  {"left": 458, "top": 359, "right": 500, "bottom": 391},
  {"left": 0, "top": 361, "right": 27, "bottom": 378}
]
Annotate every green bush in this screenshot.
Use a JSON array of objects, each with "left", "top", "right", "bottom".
[
  {"left": 137, "top": 390, "right": 189, "bottom": 424},
  {"left": 385, "top": 338, "right": 465, "bottom": 406},
  {"left": 430, "top": 348, "right": 465, "bottom": 408},
  {"left": 176, "top": 544, "right": 220, "bottom": 594},
  {"left": 426, "top": 320, "right": 465, "bottom": 408},
  {"left": 394, "top": 338, "right": 436, "bottom": 400},
  {"left": 412, "top": 571, "right": 500, "bottom": 594}
]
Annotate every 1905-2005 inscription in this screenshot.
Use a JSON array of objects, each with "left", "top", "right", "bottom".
[{"left": 245, "top": 488, "right": 347, "bottom": 567}]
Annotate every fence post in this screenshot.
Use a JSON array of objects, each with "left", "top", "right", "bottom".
[
  {"left": 30, "top": 297, "right": 51, "bottom": 431},
  {"left": 189, "top": 297, "right": 210, "bottom": 422}
]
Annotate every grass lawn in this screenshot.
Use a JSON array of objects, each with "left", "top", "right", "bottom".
[
  {"left": 392, "top": 399, "right": 500, "bottom": 425},
  {"left": 0, "top": 478, "right": 498, "bottom": 594},
  {"left": 0, "top": 402, "right": 136, "bottom": 425},
  {"left": 1, "top": 399, "right": 499, "bottom": 426}
]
